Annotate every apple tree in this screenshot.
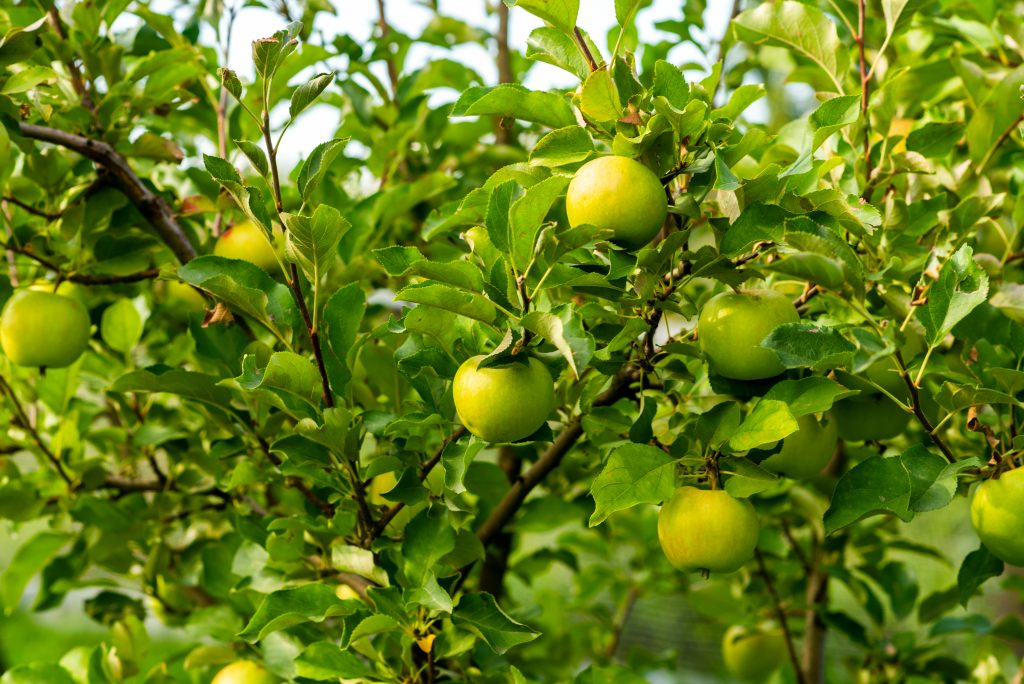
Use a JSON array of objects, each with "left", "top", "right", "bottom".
[{"left": 0, "top": 0, "right": 1022, "bottom": 682}]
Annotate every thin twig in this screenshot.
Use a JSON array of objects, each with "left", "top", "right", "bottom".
[
  {"left": 0, "top": 374, "right": 73, "bottom": 486},
  {"left": 857, "top": 0, "right": 873, "bottom": 186},
  {"left": 893, "top": 349, "right": 956, "bottom": 464},
  {"left": 573, "top": 27, "right": 599, "bottom": 72},
  {"left": 376, "top": 0, "right": 400, "bottom": 98},
  {"left": 755, "top": 549, "right": 807, "bottom": 684},
  {"left": 2, "top": 196, "right": 63, "bottom": 220}
]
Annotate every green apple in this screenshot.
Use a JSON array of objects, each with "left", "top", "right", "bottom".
[
  {"left": 760, "top": 413, "right": 838, "bottom": 479},
  {"left": 658, "top": 486, "right": 759, "bottom": 573},
  {"left": 565, "top": 155, "right": 667, "bottom": 250},
  {"left": 453, "top": 355, "right": 555, "bottom": 443},
  {"left": 722, "top": 626, "right": 786, "bottom": 681},
  {"left": 831, "top": 394, "right": 912, "bottom": 442},
  {"left": 697, "top": 289, "right": 799, "bottom": 380},
  {"left": 28, "top": 279, "right": 88, "bottom": 305},
  {"left": 164, "top": 279, "right": 207, "bottom": 312},
  {"left": 970, "top": 467, "right": 1024, "bottom": 566},
  {"left": 213, "top": 220, "right": 281, "bottom": 272},
  {"left": 0, "top": 290, "right": 91, "bottom": 368},
  {"left": 212, "top": 661, "right": 276, "bottom": 684}
]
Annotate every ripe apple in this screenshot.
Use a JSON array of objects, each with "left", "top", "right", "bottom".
[
  {"left": 697, "top": 289, "right": 798, "bottom": 380},
  {"left": 760, "top": 413, "right": 838, "bottom": 479},
  {"left": 453, "top": 355, "right": 555, "bottom": 443},
  {"left": 830, "top": 394, "right": 912, "bottom": 442},
  {"left": 213, "top": 220, "right": 282, "bottom": 273},
  {"left": 721, "top": 626, "right": 785, "bottom": 681},
  {"left": 658, "top": 486, "right": 759, "bottom": 573},
  {"left": 970, "top": 467, "right": 1024, "bottom": 566},
  {"left": 212, "top": 661, "right": 276, "bottom": 684},
  {"left": 0, "top": 290, "right": 91, "bottom": 368},
  {"left": 565, "top": 155, "right": 667, "bottom": 250}
]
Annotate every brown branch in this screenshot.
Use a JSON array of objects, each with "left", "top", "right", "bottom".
[
  {"left": 979, "top": 111, "right": 1024, "bottom": 173},
  {"left": 857, "top": 0, "right": 873, "bottom": 187},
  {"left": 0, "top": 373, "right": 73, "bottom": 486},
  {"left": 376, "top": 0, "right": 400, "bottom": 99},
  {"left": 17, "top": 124, "right": 197, "bottom": 264},
  {"left": 477, "top": 446, "right": 522, "bottom": 599},
  {"left": 893, "top": 349, "right": 955, "bottom": 464},
  {"left": 475, "top": 366, "right": 636, "bottom": 546},
  {"left": 573, "top": 27, "right": 599, "bottom": 72},
  {"left": 493, "top": 2, "right": 513, "bottom": 145},
  {"left": 605, "top": 585, "right": 641, "bottom": 660},
  {"left": 802, "top": 547, "right": 829, "bottom": 683},
  {"left": 371, "top": 425, "right": 468, "bottom": 538},
  {"left": 2, "top": 196, "right": 63, "bottom": 220},
  {"left": 755, "top": 549, "right": 807, "bottom": 684},
  {"left": 4, "top": 242, "right": 160, "bottom": 284}
]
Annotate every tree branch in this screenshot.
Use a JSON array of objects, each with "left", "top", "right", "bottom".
[
  {"left": 17, "top": 123, "right": 197, "bottom": 264},
  {"left": 755, "top": 549, "right": 807, "bottom": 684},
  {"left": 0, "top": 373, "right": 73, "bottom": 486},
  {"left": 2, "top": 195, "right": 63, "bottom": 220},
  {"left": 802, "top": 543, "right": 829, "bottom": 684},
  {"left": 477, "top": 446, "right": 522, "bottom": 599},
  {"left": 893, "top": 349, "right": 955, "bottom": 464},
  {"left": 573, "top": 27, "right": 599, "bottom": 72},
  {"left": 376, "top": 0, "right": 400, "bottom": 99}
]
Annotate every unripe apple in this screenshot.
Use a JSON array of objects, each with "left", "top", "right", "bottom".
[
  {"left": 566, "top": 156, "right": 667, "bottom": 250},
  {"left": 453, "top": 355, "right": 555, "bottom": 443},
  {"left": 28, "top": 279, "right": 88, "bottom": 306},
  {"left": 970, "top": 467, "right": 1024, "bottom": 566},
  {"left": 831, "top": 394, "right": 911, "bottom": 442},
  {"left": 213, "top": 220, "right": 282, "bottom": 273},
  {"left": 212, "top": 661, "right": 276, "bottom": 684},
  {"left": 0, "top": 290, "right": 91, "bottom": 368},
  {"left": 721, "top": 626, "right": 786, "bottom": 681},
  {"left": 164, "top": 279, "right": 207, "bottom": 313},
  {"left": 697, "top": 289, "right": 798, "bottom": 380},
  {"left": 760, "top": 413, "right": 838, "bottom": 479},
  {"left": 658, "top": 486, "right": 759, "bottom": 573}
]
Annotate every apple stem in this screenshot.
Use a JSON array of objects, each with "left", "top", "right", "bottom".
[{"left": 700, "top": 568, "right": 710, "bottom": 580}]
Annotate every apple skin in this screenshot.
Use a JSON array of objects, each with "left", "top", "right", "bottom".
[
  {"left": 970, "top": 467, "right": 1024, "bottom": 566},
  {"left": 165, "top": 279, "right": 207, "bottom": 312},
  {"left": 212, "top": 661, "right": 276, "bottom": 684},
  {"left": 0, "top": 290, "right": 91, "bottom": 368},
  {"left": 697, "top": 289, "right": 799, "bottom": 381},
  {"left": 453, "top": 355, "right": 555, "bottom": 443},
  {"left": 565, "top": 156, "right": 667, "bottom": 250},
  {"left": 658, "top": 486, "right": 759, "bottom": 573},
  {"left": 721, "top": 626, "right": 786, "bottom": 681},
  {"left": 213, "top": 220, "right": 281, "bottom": 272},
  {"left": 760, "top": 413, "right": 838, "bottom": 479},
  {"left": 831, "top": 394, "right": 912, "bottom": 442}
]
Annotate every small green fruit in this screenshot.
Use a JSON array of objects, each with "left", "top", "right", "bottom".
[
  {"left": 212, "top": 661, "right": 276, "bottom": 684},
  {"left": 566, "top": 156, "right": 667, "bottom": 250},
  {"left": 831, "top": 394, "right": 911, "bottom": 442},
  {"left": 722, "top": 626, "right": 786, "bottom": 681},
  {"left": 970, "top": 467, "right": 1024, "bottom": 566},
  {"left": 658, "top": 486, "right": 759, "bottom": 573},
  {"left": 1, "top": 290, "right": 91, "bottom": 368},
  {"left": 760, "top": 413, "right": 838, "bottom": 479},
  {"left": 453, "top": 355, "right": 555, "bottom": 443},
  {"left": 165, "top": 279, "right": 207, "bottom": 312},
  {"left": 698, "top": 289, "right": 798, "bottom": 380},
  {"left": 213, "top": 220, "right": 281, "bottom": 272}
]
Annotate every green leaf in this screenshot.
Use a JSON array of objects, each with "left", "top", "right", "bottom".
[
  {"left": 202, "top": 154, "right": 271, "bottom": 232},
  {"left": 733, "top": 0, "right": 845, "bottom": 93},
  {"left": 614, "top": 0, "right": 643, "bottom": 27},
  {"left": 294, "top": 642, "right": 374, "bottom": 681},
  {"left": 238, "top": 584, "right": 351, "bottom": 643},
  {"left": 283, "top": 205, "right": 349, "bottom": 285},
  {"left": 713, "top": 153, "right": 739, "bottom": 191},
  {"left": 957, "top": 546, "right": 1004, "bottom": 606},
  {"left": 1, "top": 531, "right": 71, "bottom": 614},
  {"left": 442, "top": 438, "right": 484, "bottom": 494},
  {"left": 374, "top": 246, "right": 485, "bottom": 292},
  {"left": 297, "top": 138, "right": 349, "bottom": 201},
  {"left": 720, "top": 457, "right": 780, "bottom": 498},
  {"left": 323, "top": 283, "right": 366, "bottom": 392},
  {"left": 761, "top": 322, "right": 856, "bottom": 371},
  {"left": 219, "top": 67, "right": 243, "bottom": 101},
  {"left": 588, "top": 444, "right": 676, "bottom": 526},
  {"left": 720, "top": 203, "right": 790, "bottom": 256},
  {"left": 907, "top": 121, "right": 964, "bottom": 157},
  {"left": 729, "top": 399, "right": 799, "bottom": 451},
  {"left": 100, "top": 298, "right": 144, "bottom": 355},
  {"left": 111, "top": 367, "right": 234, "bottom": 410},
  {"left": 234, "top": 139, "right": 269, "bottom": 178},
  {"left": 395, "top": 283, "right": 497, "bottom": 324},
  {"left": 525, "top": 27, "right": 590, "bottom": 80},
  {"left": 511, "top": 175, "right": 570, "bottom": 271},
  {"left": 578, "top": 69, "right": 621, "bottom": 122},
  {"left": 252, "top": 22, "right": 301, "bottom": 80},
  {"left": 485, "top": 181, "right": 516, "bottom": 254},
  {"left": 504, "top": 0, "right": 579, "bottom": 35},
  {"left": 824, "top": 455, "right": 913, "bottom": 533},
  {"left": 916, "top": 245, "right": 989, "bottom": 346},
  {"left": 762, "top": 376, "right": 855, "bottom": 416},
  {"left": 289, "top": 71, "right": 335, "bottom": 119},
  {"left": 965, "top": 65, "right": 1024, "bottom": 165},
  {"left": 331, "top": 544, "right": 388, "bottom": 586},
  {"left": 881, "top": 0, "right": 928, "bottom": 38},
  {"left": 453, "top": 592, "right": 540, "bottom": 654},
  {"left": 521, "top": 306, "right": 593, "bottom": 378},
  {"left": 451, "top": 85, "right": 576, "bottom": 129},
  {"left": 529, "top": 126, "right": 593, "bottom": 167},
  {"left": 237, "top": 352, "right": 322, "bottom": 410},
  {"left": 402, "top": 507, "right": 456, "bottom": 587},
  {"left": 1, "top": 65, "right": 56, "bottom": 94},
  {"left": 0, "top": 664, "right": 76, "bottom": 684},
  {"left": 178, "top": 256, "right": 300, "bottom": 341},
  {"left": 710, "top": 83, "right": 766, "bottom": 121}
]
